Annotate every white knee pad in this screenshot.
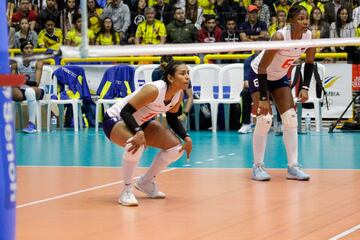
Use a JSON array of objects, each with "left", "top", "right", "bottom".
[
  {"left": 254, "top": 114, "right": 272, "bottom": 135},
  {"left": 24, "top": 88, "right": 36, "bottom": 101},
  {"left": 123, "top": 141, "right": 145, "bottom": 163},
  {"left": 159, "top": 144, "right": 183, "bottom": 164},
  {"left": 281, "top": 108, "right": 298, "bottom": 129}
]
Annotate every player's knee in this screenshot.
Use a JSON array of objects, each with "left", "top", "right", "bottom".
[
  {"left": 281, "top": 108, "right": 298, "bottom": 129},
  {"left": 123, "top": 142, "right": 145, "bottom": 163},
  {"left": 254, "top": 114, "right": 272, "bottom": 135},
  {"left": 159, "top": 144, "right": 183, "bottom": 164},
  {"left": 24, "top": 88, "right": 36, "bottom": 101}
]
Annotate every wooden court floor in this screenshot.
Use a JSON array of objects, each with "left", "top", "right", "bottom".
[{"left": 16, "top": 130, "right": 360, "bottom": 240}]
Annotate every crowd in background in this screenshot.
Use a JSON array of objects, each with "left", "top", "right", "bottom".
[{"left": 6, "top": 0, "right": 360, "bottom": 54}]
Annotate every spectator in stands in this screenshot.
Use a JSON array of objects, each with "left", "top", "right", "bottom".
[
  {"left": 239, "top": 5, "right": 268, "bottom": 42},
  {"left": 198, "top": 14, "right": 222, "bottom": 43},
  {"left": 11, "top": 0, "right": 38, "bottom": 31},
  {"left": 215, "top": 0, "right": 232, "bottom": 29},
  {"left": 37, "top": 0, "right": 61, "bottom": 32},
  {"left": 324, "top": 0, "right": 352, "bottom": 25},
  {"left": 60, "top": 0, "right": 80, "bottom": 38},
  {"left": 221, "top": 17, "right": 240, "bottom": 42},
  {"left": 273, "top": 0, "right": 291, "bottom": 17},
  {"left": 299, "top": 0, "right": 325, "bottom": 16},
  {"left": 14, "top": 17, "right": 38, "bottom": 48},
  {"left": 152, "top": 56, "right": 193, "bottom": 129},
  {"left": 166, "top": 7, "right": 198, "bottom": 43},
  {"left": 268, "top": 9, "right": 286, "bottom": 37},
  {"left": 330, "top": 7, "right": 356, "bottom": 53},
  {"left": 65, "top": 13, "right": 96, "bottom": 46},
  {"left": 88, "top": 0, "right": 104, "bottom": 35},
  {"left": 96, "top": 17, "right": 121, "bottom": 45},
  {"left": 353, "top": 1, "right": 360, "bottom": 29},
  {"left": 309, "top": 6, "right": 330, "bottom": 55},
  {"left": 135, "top": 7, "right": 167, "bottom": 44},
  {"left": 8, "top": 14, "right": 16, "bottom": 49},
  {"left": 185, "top": 0, "right": 203, "bottom": 30},
  {"left": 253, "top": 0, "right": 271, "bottom": 27},
  {"left": 128, "top": 0, "right": 147, "bottom": 44},
  {"left": 154, "top": 0, "right": 173, "bottom": 26},
  {"left": 7, "top": 0, "right": 16, "bottom": 20},
  {"left": 102, "top": 0, "right": 131, "bottom": 43},
  {"left": 11, "top": 41, "right": 44, "bottom": 134},
  {"left": 198, "top": 0, "right": 216, "bottom": 15},
  {"left": 38, "top": 16, "right": 63, "bottom": 50},
  {"left": 229, "top": 0, "right": 247, "bottom": 30}
]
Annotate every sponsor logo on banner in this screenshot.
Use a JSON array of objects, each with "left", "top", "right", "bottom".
[
  {"left": 0, "top": 87, "right": 16, "bottom": 209},
  {"left": 352, "top": 64, "right": 360, "bottom": 91}
]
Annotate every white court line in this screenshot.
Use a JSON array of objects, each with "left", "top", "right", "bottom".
[
  {"left": 195, "top": 161, "right": 203, "bottom": 164},
  {"left": 329, "top": 224, "right": 360, "bottom": 240},
  {"left": 228, "top": 153, "right": 236, "bottom": 156},
  {"left": 16, "top": 168, "right": 176, "bottom": 209}
]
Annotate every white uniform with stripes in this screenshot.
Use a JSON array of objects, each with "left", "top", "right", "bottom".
[
  {"left": 251, "top": 25, "right": 312, "bottom": 80},
  {"left": 107, "top": 80, "right": 181, "bottom": 126}
]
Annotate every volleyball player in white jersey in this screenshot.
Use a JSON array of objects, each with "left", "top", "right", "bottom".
[
  {"left": 248, "top": 5, "right": 315, "bottom": 181},
  {"left": 103, "top": 61, "right": 192, "bottom": 206},
  {"left": 11, "top": 41, "right": 44, "bottom": 133}
]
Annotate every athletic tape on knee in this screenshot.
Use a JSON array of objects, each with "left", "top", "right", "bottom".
[
  {"left": 123, "top": 140, "right": 145, "bottom": 163},
  {"left": 24, "top": 88, "right": 36, "bottom": 101},
  {"left": 281, "top": 108, "right": 298, "bottom": 129},
  {"left": 159, "top": 144, "right": 183, "bottom": 164},
  {"left": 254, "top": 114, "right": 272, "bottom": 135}
]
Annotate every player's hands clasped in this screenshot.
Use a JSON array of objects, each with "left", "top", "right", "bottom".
[
  {"left": 181, "top": 136, "right": 192, "bottom": 160},
  {"left": 258, "top": 100, "right": 271, "bottom": 115},
  {"left": 127, "top": 131, "right": 146, "bottom": 154},
  {"left": 298, "top": 89, "right": 309, "bottom": 103}
]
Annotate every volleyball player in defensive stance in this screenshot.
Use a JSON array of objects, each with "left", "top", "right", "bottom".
[
  {"left": 249, "top": 5, "right": 315, "bottom": 181},
  {"left": 103, "top": 61, "right": 192, "bottom": 206}
]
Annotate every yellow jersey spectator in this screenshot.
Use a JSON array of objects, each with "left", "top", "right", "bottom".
[
  {"left": 88, "top": 0, "right": 104, "bottom": 35},
  {"left": 135, "top": 7, "right": 166, "bottom": 44},
  {"left": 96, "top": 17, "right": 121, "bottom": 45},
  {"left": 65, "top": 13, "right": 96, "bottom": 46},
  {"left": 198, "top": 0, "right": 216, "bottom": 15},
  {"left": 299, "top": 0, "right": 324, "bottom": 15},
  {"left": 37, "top": 17, "right": 63, "bottom": 50}
]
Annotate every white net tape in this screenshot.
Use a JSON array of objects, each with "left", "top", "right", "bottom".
[{"left": 60, "top": 38, "right": 360, "bottom": 58}]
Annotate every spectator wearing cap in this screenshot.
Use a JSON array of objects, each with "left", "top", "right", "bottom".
[
  {"left": 166, "top": 7, "right": 198, "bottom": 43},
  {"left": 239, "top": 5, "right": 268, "bottom": 42},
  {"left": 11, "top": 0, "right": 38, "bottom": 31},
  {"left": 198, "top": 14, "right": 222, "bottom": 43}
]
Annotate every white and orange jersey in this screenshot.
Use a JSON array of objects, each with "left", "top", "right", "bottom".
[
  {"left": 106, "top": 80, "right": 181, "bottom": 125},
  {"left": 251, "top": 25, "right": 312, "bottom": 80}
]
